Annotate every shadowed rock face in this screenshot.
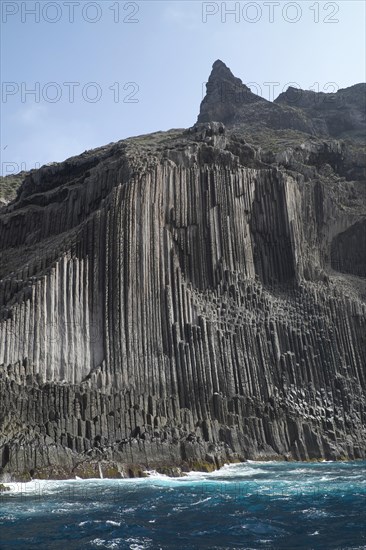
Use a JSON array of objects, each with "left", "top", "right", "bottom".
[
  {"left": 0, "top": 62, "right": 365, "bottom": 480},
  {"left": 198, "top": 60, "right": 267, "bottom": 126},
  {"left": 199, "top": 60, "right": 366, "bottom": 140},
  {"left": 275, "top": 83, "right": 366, "bottom": 140}
]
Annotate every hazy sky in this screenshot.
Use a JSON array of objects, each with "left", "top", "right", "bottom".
[{"left": 1, "top": 0, "right": 365, "bottom": 175}]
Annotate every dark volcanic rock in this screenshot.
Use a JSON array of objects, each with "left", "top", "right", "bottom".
[
  {"left": 275, "top": 83, "right": 366, "bottom": 140},
  {"left": 0, "top": 62, "right": 365, "bottom": 480},
  {"left": 199, "top": 61, "right": 366, "bottom": 140},
  {"left": 198, "top": 60, "right": 317, "bottom": 134},
  {"left": 198, "top": 59, "right": 267, "bottom": 125}
]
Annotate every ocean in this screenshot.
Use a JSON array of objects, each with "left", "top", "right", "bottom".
[{"left": 0, "top": 461, "right": 365, "bottom": 549}]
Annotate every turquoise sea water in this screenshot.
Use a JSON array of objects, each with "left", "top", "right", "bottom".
[{"left": 1, "top": 460, "right": 365, "bottom": 549}]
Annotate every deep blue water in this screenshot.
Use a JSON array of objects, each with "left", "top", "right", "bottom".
[{"left": 0, "top": 461, "right": 365, "bottom": 549}]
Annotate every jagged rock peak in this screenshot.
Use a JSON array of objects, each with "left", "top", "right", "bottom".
[
  {"left": 198, "top": 61, "right": 366, "bottom": 139},
  {"left": 209, "top": 59, "right": 241, "bottom": 82},
  {"left": 198, "top": 60, "right": 267, "bottom": 125}
]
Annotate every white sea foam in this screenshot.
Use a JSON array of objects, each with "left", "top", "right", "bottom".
[
  {"left": 1, "top": 460, "right": 363, "bottom": 501},
  {"left": 302, "top": 508, "right": 330, "bottom": 518},
  {"left": 0, "top": 477, "right": 106, "bottom": 495},
  {"left": 78, "top": 520, "right": 89, "bottom": 526},
  {"left": 79, "top": 520, "right": 103, "bottom": 527},
  {"left": 246, "top": 459, "right": 279, "bottom": 465},
  {"left": 145, "top": 462, "right": 267, "bottom": 482},
  {"left": 90, "top": 538, "right": 105, "bottom": 546},
  {"left": 182, "top": 463, "right": 268, "bottom": 481},
  {"left": 191, "top": 496, "right": 212, "bottom": 505},
  {"left": 144, "top": 470, "right": 171, "bottom": 480},
  {"left": 90, "top": 538, "right": 127, "bottom": 549},
  {"left": 0, "top": 514, "right": 16, "bottom": 521},
  {"left": 125, "top": 537, "right": 153, "bottom": 549},
  {"left": 90, "top": 538, "right": 125, "bottom": 549},
  {"left": 0, "top": 462, "right": 266, "bottom": 496},
  {"left": 288, "top": 468, "right": 317, "bottom": 475},
  {"left": 319, "top": 475, "right": 340, "bottom": 482}
]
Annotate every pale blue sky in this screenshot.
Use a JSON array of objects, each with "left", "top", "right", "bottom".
[{"left": 1, "top": 1, "right": 365, "bottom": 175}]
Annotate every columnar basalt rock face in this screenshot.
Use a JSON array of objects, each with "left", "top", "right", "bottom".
[{"left": 0, "top": 63, "right": 365, "bottom": 479}]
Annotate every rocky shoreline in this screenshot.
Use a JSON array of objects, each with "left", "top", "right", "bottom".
[{"left": 2, "top": 454, "right": 363, "bottom": 485}]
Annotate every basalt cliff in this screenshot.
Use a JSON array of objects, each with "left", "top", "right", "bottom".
[{"left": 0, "top": 60, "right": 365, "bottom": 480}]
